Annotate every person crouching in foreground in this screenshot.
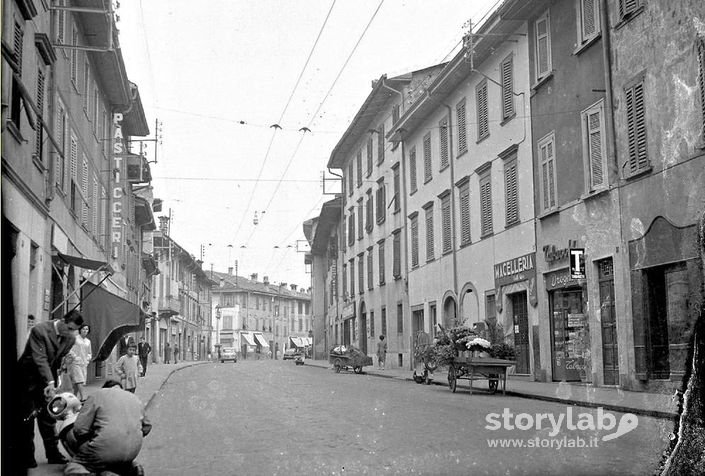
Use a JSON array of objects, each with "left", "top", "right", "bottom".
[{"left": 62, "top": 380, "right": 151, "bottom": 476}]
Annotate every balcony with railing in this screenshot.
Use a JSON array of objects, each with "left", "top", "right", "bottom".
[{"left": 158, "top": 294, "right": 181, "bottom": 316}]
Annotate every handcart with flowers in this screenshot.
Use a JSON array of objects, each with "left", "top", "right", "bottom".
[{"left": 328, "top": 345, "right": 373, "bottom": 374}]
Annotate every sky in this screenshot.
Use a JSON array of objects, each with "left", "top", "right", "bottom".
[{"left": 117, "top": 0, "right": 500, "bottom": 289}]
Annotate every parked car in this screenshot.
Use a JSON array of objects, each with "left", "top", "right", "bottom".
[
  {"left": 283, "top": 348, "right": 302, "bottom": 360},
  {"left": 220, "top": 347, "right": 238, "bottom": 363}
]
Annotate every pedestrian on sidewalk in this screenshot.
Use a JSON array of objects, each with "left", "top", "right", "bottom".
[
  {"left": 164, "top": 342, "right": 171, "bottom": 364},
  {"left": 377, "top": 335, "right": 387, "bottom": 370},
  {"left": 13, "top": 310, "right": 85, "bottom": 469},
  {"left": 137, "top": 337, "right": 151, "bottom": 377},
  {"left": 173, "top": 343, "right": 179, "bottom": 364},
  {"left": 115, "top": 345, "right": 142, "bottom": 393},
  {"left": 62, "top": 380, "right": 151, "bottom": 476},
  {"left": 68, "top": 324, "right": 92, "bottom": 402}
]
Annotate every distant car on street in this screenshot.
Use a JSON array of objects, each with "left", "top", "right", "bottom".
[
  {"left": 283, "top": 348, "right": 302, "bottom": 360},
  {"left": 220, "top": 347, "right": 238, "bottom": 363}
]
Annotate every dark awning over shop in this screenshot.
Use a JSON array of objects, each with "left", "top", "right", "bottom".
[
  {"left": 56, "top": 252, "right": 111, "bottom": 272},
  {"left": 81, "top": 281, "right": 147, "bottom": 361}
]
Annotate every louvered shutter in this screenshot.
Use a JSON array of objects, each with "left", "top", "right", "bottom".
[
  {"left": 409, "top": 147, "right": 417, "bottom": 192},
  {"left": 501, "top": 57, "right": 514, "bottom": 120},
  {"left": 439, "top": 118, "right": 449, "bottom": 169},
  {"left": 348, "top": 209, "right": 355, "bottom": 246},
  {"left": 536, "top": 16, "right": 550, "bottom": 78},
  {"left": 457, "top": 100, "right": 467, "bottom": 154},
  {"left": 93, "top": 177, "right": 99, "bottom": 236},
  {"left": 588, "top": 110, "right": 604, "bottom": 188},
  {"left": 356, "top": 151, "right": 362, "bottom": 187},
  {"left": 393, "top": 166, "right": 400, "bottom": 212},
  {"left": 367, "top": 138, "right": 373, "bottom": 176},
  {"left": 13, "top": 22, "right": 23, "bottom": 74},
  {"left": 582, "top": 0, "right": 597, "bottom": 38},
  {"left": 367, "top": 252, "right": 373, "bottom": 290},
  {"left": 393, "top": 233, "right": 401, "bottom": 277},
  {"left": 350, "top": 260, "right": 355, "bottom": 296},
  {"left": 57, "top": 1, "right": 65, "bottom": 44},
  {"left": 35, "top": 70, "right": 45, "bottom": 158},
  {"left": 505, "top": 161, "right": 519, "bottom": 225},
  {"left": 366, "top": 194, "right": 373, "bottom": 232},
  {"left": 423, "top": 134, "right": 432, "bottom": 182},
  {"left": 377, "top": 123, "right": 385, "bottom": 164},
  {"left": 358, "top": 256, "right": 364, "bottom": 293},
  {"left": 376, "top": 182, "right": 385, "bottom": 222},
  {"left": 480, "top": 176, "right": 493, "bottom": 236},
  {"left": 348, "top": 162, "right": 354, "bottom": 195},
  {"left": 548, "top": 142, "right": 556, "bottom": 208},
  {"left": 357, "top": 201, "right": 363, "bottom": 239},
  {"left": 626, "top": 81, "right": 648, "bottom": 175},
  {"left": 477, "top": 81, "right": 489, "bottom": 139},
  {"left": 459, "top": 184, "right": 471, "bottom": 245},
  {"left": 411, "top": 217, "right": 419, "bottom": 267},
  {"left": 425, "top": 206, "right": 435, "bottom": 261},
  {"left": 698, "top": 39, "right": 705, "bottom": 140},
  {"left": 619, "top": 0, "right": 641, "bottom": 19},
  {"left": 342, "top": 264, "right": 347, "bottom": 300},
  {"left": 378, "top": 243, "right": 385, "bottom": 285},
  {"left": 441, "top": 195, "right": 451, "bottom": 253},
  {"left": 81, "top": 158, "right": 89, "bottom": 225},
  {"left": 70, "top": 136, "right": 78, "bottom": 182}
]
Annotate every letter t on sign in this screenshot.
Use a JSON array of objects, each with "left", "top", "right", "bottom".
[{"left": 570, "top": 248, "right": 586, "bottom": 279}]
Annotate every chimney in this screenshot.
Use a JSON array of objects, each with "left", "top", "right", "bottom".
[
  {"left": 158, "top": 216, "right": 170, "bottom": 234},
  {"left": 227, "top": 267, "right": 233, "bottom": 275},
  {"left": 263, "top": 276, "right": 269, "bottom": 285},
  {"left": 250, "top": 273, "right": 258, "bottom": 282},
  {"left": 219, "top": 277, "right": 225, "bottom": 288},
  {"left": 290, "top": 284, "right": 297, "bottom": 292}
]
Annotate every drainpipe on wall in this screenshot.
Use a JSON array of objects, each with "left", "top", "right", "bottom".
[
  {"left": 443, "top": 104, "right": 460, "bottom": 313},
  {"left": 328, "top": 167, "right": 344, "bottom": 345}
]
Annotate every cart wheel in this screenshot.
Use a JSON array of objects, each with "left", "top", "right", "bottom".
[
  {"left": 334, "top": 359, "right": 342, "bottom": 373},
  {"left": 489, "top": 374, "right": 499, "bottom": 394},
  {"left": 353, "top": 366, "right": 362, "bottom": 374},
  {"left": 448, "top": 366, "right": 457, "bottom": 393},
  {"left": 424, "top": 369, "right": 432, "bottom": 385}
]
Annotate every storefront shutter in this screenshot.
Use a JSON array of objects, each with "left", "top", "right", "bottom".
[{"left": 630, "top": 269, "right": 648, "bottom": 379}]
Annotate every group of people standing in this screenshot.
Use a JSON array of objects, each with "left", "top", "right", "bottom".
[{"left": 162, "top": 341, "right": 180, "bottom": 364}]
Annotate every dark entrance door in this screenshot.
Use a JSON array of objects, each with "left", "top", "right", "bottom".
[
  {"left": 343, "top": 319, "right": 351, "bottom": 345},
  {"left": 411, "top": 309, "right": 424, "bottom": 367},
  {"left": 551, "top": 289, "right": 586, "bottom": 381},
  {"left": 511, "top": 292, "right": 530, "bottom": 374},
  {"left": 599, "top": 259, "right": 619, "bottom": 385},
  {"left": 360, "top": 304, "right": 367, "bottom": 354}
]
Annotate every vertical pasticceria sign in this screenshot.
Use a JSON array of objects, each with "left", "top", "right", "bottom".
[{"left": 112, "top": 113, "right": 126, "bottom": 261}]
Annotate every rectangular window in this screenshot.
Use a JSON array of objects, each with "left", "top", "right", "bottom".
[
  {"left": 376, "top": 178, "right": 385, "bottom": 223},
  {"left": 349, "top": 259, "right": 355, "bottom": 296},
  {"left": 439, "top": 117, "right": 449, "bottom": 169},
  {"left": 475, "top": 80, "right": 490, "bottom": 142},
  {"left": 458, "top": 180, "right": 471, "bottom": 246},
  {"left": 358, "top": 255, "right": 364, "bottom": 294},
  {"left": 366, "top": 137, "right": 373, "bottom": 177},
  {"left": 582, "top": 99, "right": 608, "bottom": 191},
  {"left": 35, "top": 69, "right": 45, "bottom": 160},
  {"left": 397, "top": 303, "right": 403, "bottom": 334},
  {"left": 348, "top": 162, "right": 354, "bottom": 196},
  {"left": 441, "top": 193, "right": 452, "bottom": 254},
  {"left": 501, "top": 55, "right": 514, "bottom": 121},
  {"left": 457, "top": 99, "right": 468, "bottom": 155},
  {"left": 377, "top": 123, "right": 385, "bottom": 164},
  {"left": 365, "top": 189, "right": 373, "bottom": 233},
  {"left": 578, "top": 0, "right": 600, "bottom": 44},
  {"left": 410, "top": 214, "right": 419, "bottom": 268},
  {"left": 357, "top": 199, "right": 363, "bottom": 239},
  {"left": 392, "top": 164, "right": 400, "bottom": 213},
  {"left": 535, "top": 12, "right": 552, "bottom": 81},
  {"left": 409, "top": 146, "right": 418, "bottom": 193},
  {"left": 342, "top": 263, "right": 348, "bottom": 300},
  {"left": 504, "top": 158, "right": 519, "bottom": 226},
  {"left": 381, "top": 307, "right": 387, "bottom": 336},
  {"left": 618, "top": 0, "right": 642, "bottom": 21},
  {"left": 348, "top": 207, "right": 355, "bottom": 246},
  {"left": 356, "top": 151, "right": 362, "bottom": 187},
  {"left": 423, "top": 133, "right": 432, "bottom": 183},
  {"left": 538, "top": 132, "right": 557, "bottom": 212},
  {"left": 378, "top": 240, "right": 385, "bottom": 285},
  {"left": 424, "top": 204, "right": 435, "bottom": 262},
  {"left": 624, "top": 77, "right": 649, "bottom": 176},
  {"left": 392, "top": 231, "right": 401, "bottom": 279},
  {"left": 480, "top": 171, "right": 493, "bottom": 237},
  {"left": 367, "top": 251, "right": 373, "bottom": 290}
]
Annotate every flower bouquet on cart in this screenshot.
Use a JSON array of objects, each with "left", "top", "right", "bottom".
[{"left": 464, "top": 337, "right": 492, "bottom": 358}]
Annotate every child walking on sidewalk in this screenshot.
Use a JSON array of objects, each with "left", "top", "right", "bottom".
[{"left": 115, "top": 344, "right": 143, "bottom": 393}]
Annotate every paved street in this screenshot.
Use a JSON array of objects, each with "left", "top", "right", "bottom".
[{"left": 137, "top": 359, "right": 670, "bottom": 475}]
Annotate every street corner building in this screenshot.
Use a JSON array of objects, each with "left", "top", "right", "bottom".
[{"left": 302, "top": 0, "right": 705, "bottom": 393}]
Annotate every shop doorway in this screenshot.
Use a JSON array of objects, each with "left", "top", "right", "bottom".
[
  {"left": 511, "top": 292, "right": 530, "bottom": 374},
  {"left": 551, "top": 289, "right": 587, "bottom": 381},
  {"left": 598, "top": 259, "right": 619, "bottom": 385},
  {"left": 343, "top": 319, "right": 351, "bottom": 345},
  {"left": 359, "top": 302, "right": 367, "bottom": 354}
]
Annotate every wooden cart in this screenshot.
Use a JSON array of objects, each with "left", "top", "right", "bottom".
[
  {"left": 329, "top": 345, "right": 373, "bottom": 374},
  {"left": 447, "top": 356, "right": 515, "bottom": 395}
]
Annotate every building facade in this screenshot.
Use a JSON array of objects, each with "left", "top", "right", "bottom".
[{"left": 210, "top": 270, "right": 312, "bottom": 359}]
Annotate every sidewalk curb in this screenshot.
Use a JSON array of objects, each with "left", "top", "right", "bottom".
[
  {"left": 304, "top": 360, "right": 677, "bottom": 420},
  {"left": 143, "top": 362, "right": 210, "bottom": 410}
]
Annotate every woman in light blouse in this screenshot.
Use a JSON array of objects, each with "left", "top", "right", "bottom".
[{"left": 69, "top": 324, "right": 92, "bottom": 401}]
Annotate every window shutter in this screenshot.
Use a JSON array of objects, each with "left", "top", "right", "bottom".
[
  {"left": 457, "top": 100, "right": 467, "bottom": 154},
  {"left": 423, "top": 133, "right": 432, "bottom": 182},
  {"left": 548, "top": 146, "right": 556, "bottom": 208},
  {"left": 459, "top": 183, "right": 471, "bottom": 245},
  {"left": 698, "top": 39, "right": 705, "bottom": 140},
  {"left": 439, "top": 118, "right": 449, "bottom": 169},
  {"left": 342, "top": 264, "right": 347, "bottom": 300},
  {"left": 480, "top": 176, "right": 493, "bottom": 236},
  {"left": 83, "top": 62, "right": 90, "bottom": 110},
  {"left": 70, "top": 135, "right": 78, "bottom": 181},
  {"left": 505, "top": 161, "right": 519, "bottom": 225},
  {"left": 540, "top": 137, "right": 556, "bottom": 210},
  {"left": 536, "top": 16, "right": 550, "bottom": 78},
  {"left": 393, "top": 233, "right": 401, "bottom": 278},
  {"left": 582, "top": 0, "right": 597, "bottom": 38},
  {"left": 393, "top": 166, "right": 400, "bottom": 212},
  {"left": 477, "top": 81, "right": 489, "bottom": 139},
  {"left": 71, "top": 28, "right": 78, "bottom": 83},
  {"left": 358, "top": 256, "right": 364, "bottom": 293},
  {"left": 501, "top": 57, "right": 514, "bottom": 120},
  {"left": 619, "top": 0, "right": 641, "bottom": 19},
  {"left": 350, "top": 260, "right": 355, "bottom": 296},
  {"left": 356, "top": 151, "right": 362, "bottom": 187},
  {"left": 357, "top": 201, "right": 363, "bottom": 239},
  {"left": 57, "top": 1, "right": 65, "bottom": 44},
  {"left": 411, "top": 217, "right": 419, "bottom": 267},
  {"left": 588, "top": 110, "right": 604, "bottom": 188},
  {"left": 366, "top": 138, "right": 373, "bottom": 176},
  {"left": 35, "top": 69, "right": 45, "bottom": 158},
  {"left": 13, "top": 23, "right": 23, "bottom": 74},
  {"left": 425, "top": 206, "right": 435, "bottom": 261},
  {"left": 81, "top": 158, "right": 89, "bottom": 225},
  {"left": 409, "top": 146, "right": 417, "bottom": 192},
  {"left": 378, "top": 243, "right": 385, "bottom": 285},
  {"left": 626, "top": 81, "right": 648, "bottom": 175},
  {"left": 348, "top": 162, "right": 354, "bottom": 195},
  {"left": 366, "top": 193, "right": 373, "bottom": 232},
  {"left": 367, "top": 252, "right": 373, "bottom": 290},
  {"left": 377, "top": 123, "right": 385, "bottom": 164},
  {"left": 441, "top": 195, "right": 452, "bottom": 253}
]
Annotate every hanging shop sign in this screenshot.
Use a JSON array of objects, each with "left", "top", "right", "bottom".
[
  {"left": 111, "top": 113, "right": 126, "bottom": 261},
  {"left": 569, "top": 248, "right": 586, "bottom": 279},
  {"left": 342, "top": 300, "right": 355, "bottom": 320}
]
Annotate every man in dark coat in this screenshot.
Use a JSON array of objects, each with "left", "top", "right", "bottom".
[
  {"left": 14, "top": 310, "right": 85, "bottom": 469},
  {"left": 118, "top": 335, "right": 134, "bottom": 356},
  {"left": 137, "top": 337, "right": 151, "bottom": 377}
]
